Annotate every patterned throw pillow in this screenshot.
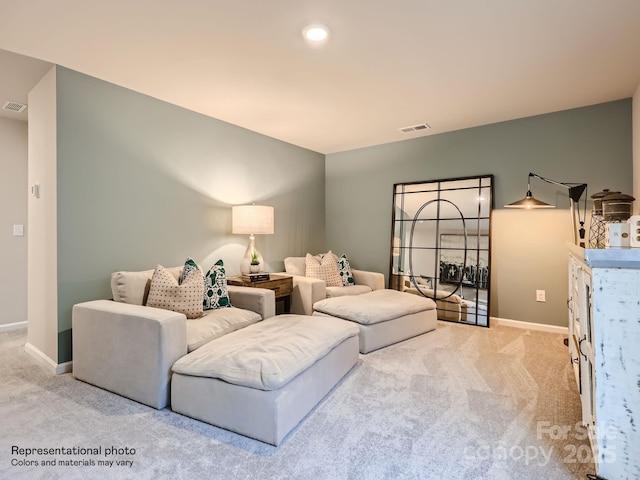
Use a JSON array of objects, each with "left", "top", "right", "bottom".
[
  {"left": 181, "top": 257, "right": 201, "bottom": 284},
  {"left": 337, "top": 254, "right": 355, "bottom": 286},
  {"left": 147, "top": 264, "right": 204, "bottom": 319},
  {"left": 181, "top": 257, "right": 232, "bottom": 310},
  {"left": 305, "top": 252, "right": 342, "bottom": 287},
  {"left": 203, "top": 259, "right": 232, "bottom": 310}
]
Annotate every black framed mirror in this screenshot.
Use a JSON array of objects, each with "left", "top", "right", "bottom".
[{"left": 389, "top": 175, "right": 493, "bottom": 327}]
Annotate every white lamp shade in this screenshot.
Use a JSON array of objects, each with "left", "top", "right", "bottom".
[{"left": 232, "top": 205, "right": 274, "bottom": 235}]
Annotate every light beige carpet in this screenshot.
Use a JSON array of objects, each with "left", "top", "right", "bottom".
[{"left": 0, "top": 322, "right": 595, "bottom": 479}]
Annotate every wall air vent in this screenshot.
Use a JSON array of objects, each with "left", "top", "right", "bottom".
[
  {"left": 399, "top": 123, "right": 431, "bottom": 133},
  {"left": 2, "top": 101, "right": 27, "bottom": 113}
]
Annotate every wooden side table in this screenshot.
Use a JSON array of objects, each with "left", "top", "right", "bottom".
[{"left": 227, "top": 274, "right": 293, "bottom": 314}]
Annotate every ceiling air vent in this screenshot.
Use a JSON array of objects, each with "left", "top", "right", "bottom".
[
  {"left": 2, "top": 101, "right": 27, "bottom": 113},
  {"left": 399, "top": 123, "right": 431, "bottom": 133}
]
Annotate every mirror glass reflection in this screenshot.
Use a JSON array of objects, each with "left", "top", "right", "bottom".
[{"left": 389, "top": 175, "right": 493, "bottom": 327}]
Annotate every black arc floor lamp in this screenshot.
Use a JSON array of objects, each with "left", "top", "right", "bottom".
[{"left": 505, "top": 172, "right": 588, "bottom": 247}]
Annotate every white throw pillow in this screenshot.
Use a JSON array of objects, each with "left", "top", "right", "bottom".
[
  {"left": 305, "top": 252, "right": 342, "bottom": 287},
  {"left": 147, "top": 264, "right": 204, "bottom": 319}
]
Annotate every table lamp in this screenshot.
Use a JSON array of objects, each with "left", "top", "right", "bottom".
[{"left": 232, "top": 205, "right": 274, "bottom": 274}]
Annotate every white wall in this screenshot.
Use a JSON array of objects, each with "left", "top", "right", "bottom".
[
  {"left": 0, "top": 117, "right": 28, "bottom": 328},
  {"left": 27, "top": 66, "right": 58, "bottom": 363}
]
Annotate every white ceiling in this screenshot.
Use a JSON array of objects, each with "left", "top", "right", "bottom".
[{"left": 1, "top": 1, "right": 640, "bottom": 154}]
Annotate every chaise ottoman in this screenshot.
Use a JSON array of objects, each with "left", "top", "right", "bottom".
[
  {"left": 312, "top": 289, "right": 437, "bottom": 353},
  {"left": 170, "top": 314, "right": 359, "bottom": 446}
]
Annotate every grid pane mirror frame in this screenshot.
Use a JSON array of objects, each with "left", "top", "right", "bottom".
[{"left": 389, "top": 175, "right": 493, "bottom": 327}]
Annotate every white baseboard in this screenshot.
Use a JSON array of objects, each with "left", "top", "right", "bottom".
[
  {"left": 56, "top": 361, "right": 73, "bottom": 375},
  {"left": 0, "top": 321, "right": 27, "bottom": 333},
  {"left": 491, "top": 316, "right": 568, "bottom": 335},
  {"left": 24, "top": 342, "right": 73, "bottom": 375}
]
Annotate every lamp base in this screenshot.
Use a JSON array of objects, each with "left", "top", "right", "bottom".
[{"left": 240, "top": 234, "right": 265, "bottom": 275}]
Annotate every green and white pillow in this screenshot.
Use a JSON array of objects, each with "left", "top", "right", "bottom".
[
  {"left": 181, "top": 257, "right": 202, "bottom": 283},
  {"left": 337, "top": 254, "right": 355, "bottom": 286},
  {"left": 182, "top": 258, "right": 232, "bottom": 310},
  {"left": 204, "top": 259, "right": 231, "bottom": 310}
]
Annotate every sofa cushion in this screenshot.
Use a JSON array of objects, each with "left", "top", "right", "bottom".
[
  {"left": 186, "top": 306, "right": 262, "bottom": 352},
  {"left": 147, "top": 265, "right": 204, "bottom": 319},
  {"left": 305, "top": 252, "right": 342, "bottom": 287},
  {"left": 326, "top": 285, "right": 373, "bottom": 298},
  {"left": 111, "top": 266, "right": 183, "bottom": 306},
  {"left": 284, "top": 256, "right": 306, "bottom": 276},
  {"left": 173, "top": 315, "right": 359, "bottom": 390},
  {"left": 313, "top": 289, "right": 436, "bottom": 325}
]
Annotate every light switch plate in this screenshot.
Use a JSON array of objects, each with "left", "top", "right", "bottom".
[{"left": 13, "top": 224, "right": 24, "bottom": 236}]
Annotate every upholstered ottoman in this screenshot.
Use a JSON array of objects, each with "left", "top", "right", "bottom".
[
  {"left": 313, "top": 289, "right": 437, "bottom": 353},
  {"left": 170, "top": 315, "right": 359, "bottom": 446}
]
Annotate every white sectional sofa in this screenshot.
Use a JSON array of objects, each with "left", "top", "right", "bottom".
[
  {"left": 72, "top": 265, "right": 361, "bottom": 446},
  {"left": 72, "top": 266, "right": 275, "bottom": 409},
  {"left": 282, "top": 256, "right": 385, "bottom": 315}
]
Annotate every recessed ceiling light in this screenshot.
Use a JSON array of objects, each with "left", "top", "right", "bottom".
[{"left": 303, "top": 23, "right": 330, "bottom": 43}]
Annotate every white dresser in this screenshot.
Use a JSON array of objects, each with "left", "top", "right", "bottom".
[{"left": 567, "top": 244, "right": 640, "bottom": 479}]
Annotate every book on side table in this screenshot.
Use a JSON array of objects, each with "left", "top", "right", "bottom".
[{"left": 244, "top": 273, "right": 270, "bottom": 282}]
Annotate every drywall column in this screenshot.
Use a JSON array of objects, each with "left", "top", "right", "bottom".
[
  {"left": 633, "top": 82, "right": 640, "bottom": 212},
  {"left": 25, "top": 66, "right": 60, "bottom": 372}
]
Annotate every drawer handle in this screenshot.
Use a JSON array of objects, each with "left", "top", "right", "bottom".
[{"left": 578, "top": 336, "right": 588, "bottom": 360}]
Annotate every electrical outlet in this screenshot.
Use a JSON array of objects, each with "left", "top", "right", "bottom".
[{"left": 536, "top": 290, "right": 546, "bottom": 302}]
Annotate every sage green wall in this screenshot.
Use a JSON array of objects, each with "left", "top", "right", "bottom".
[
  {"left": 325, "top": 100, "right": 632, "bottom": 327},
  {"left": 55, "top": 67, "right": 325, "bottom": 363}
]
